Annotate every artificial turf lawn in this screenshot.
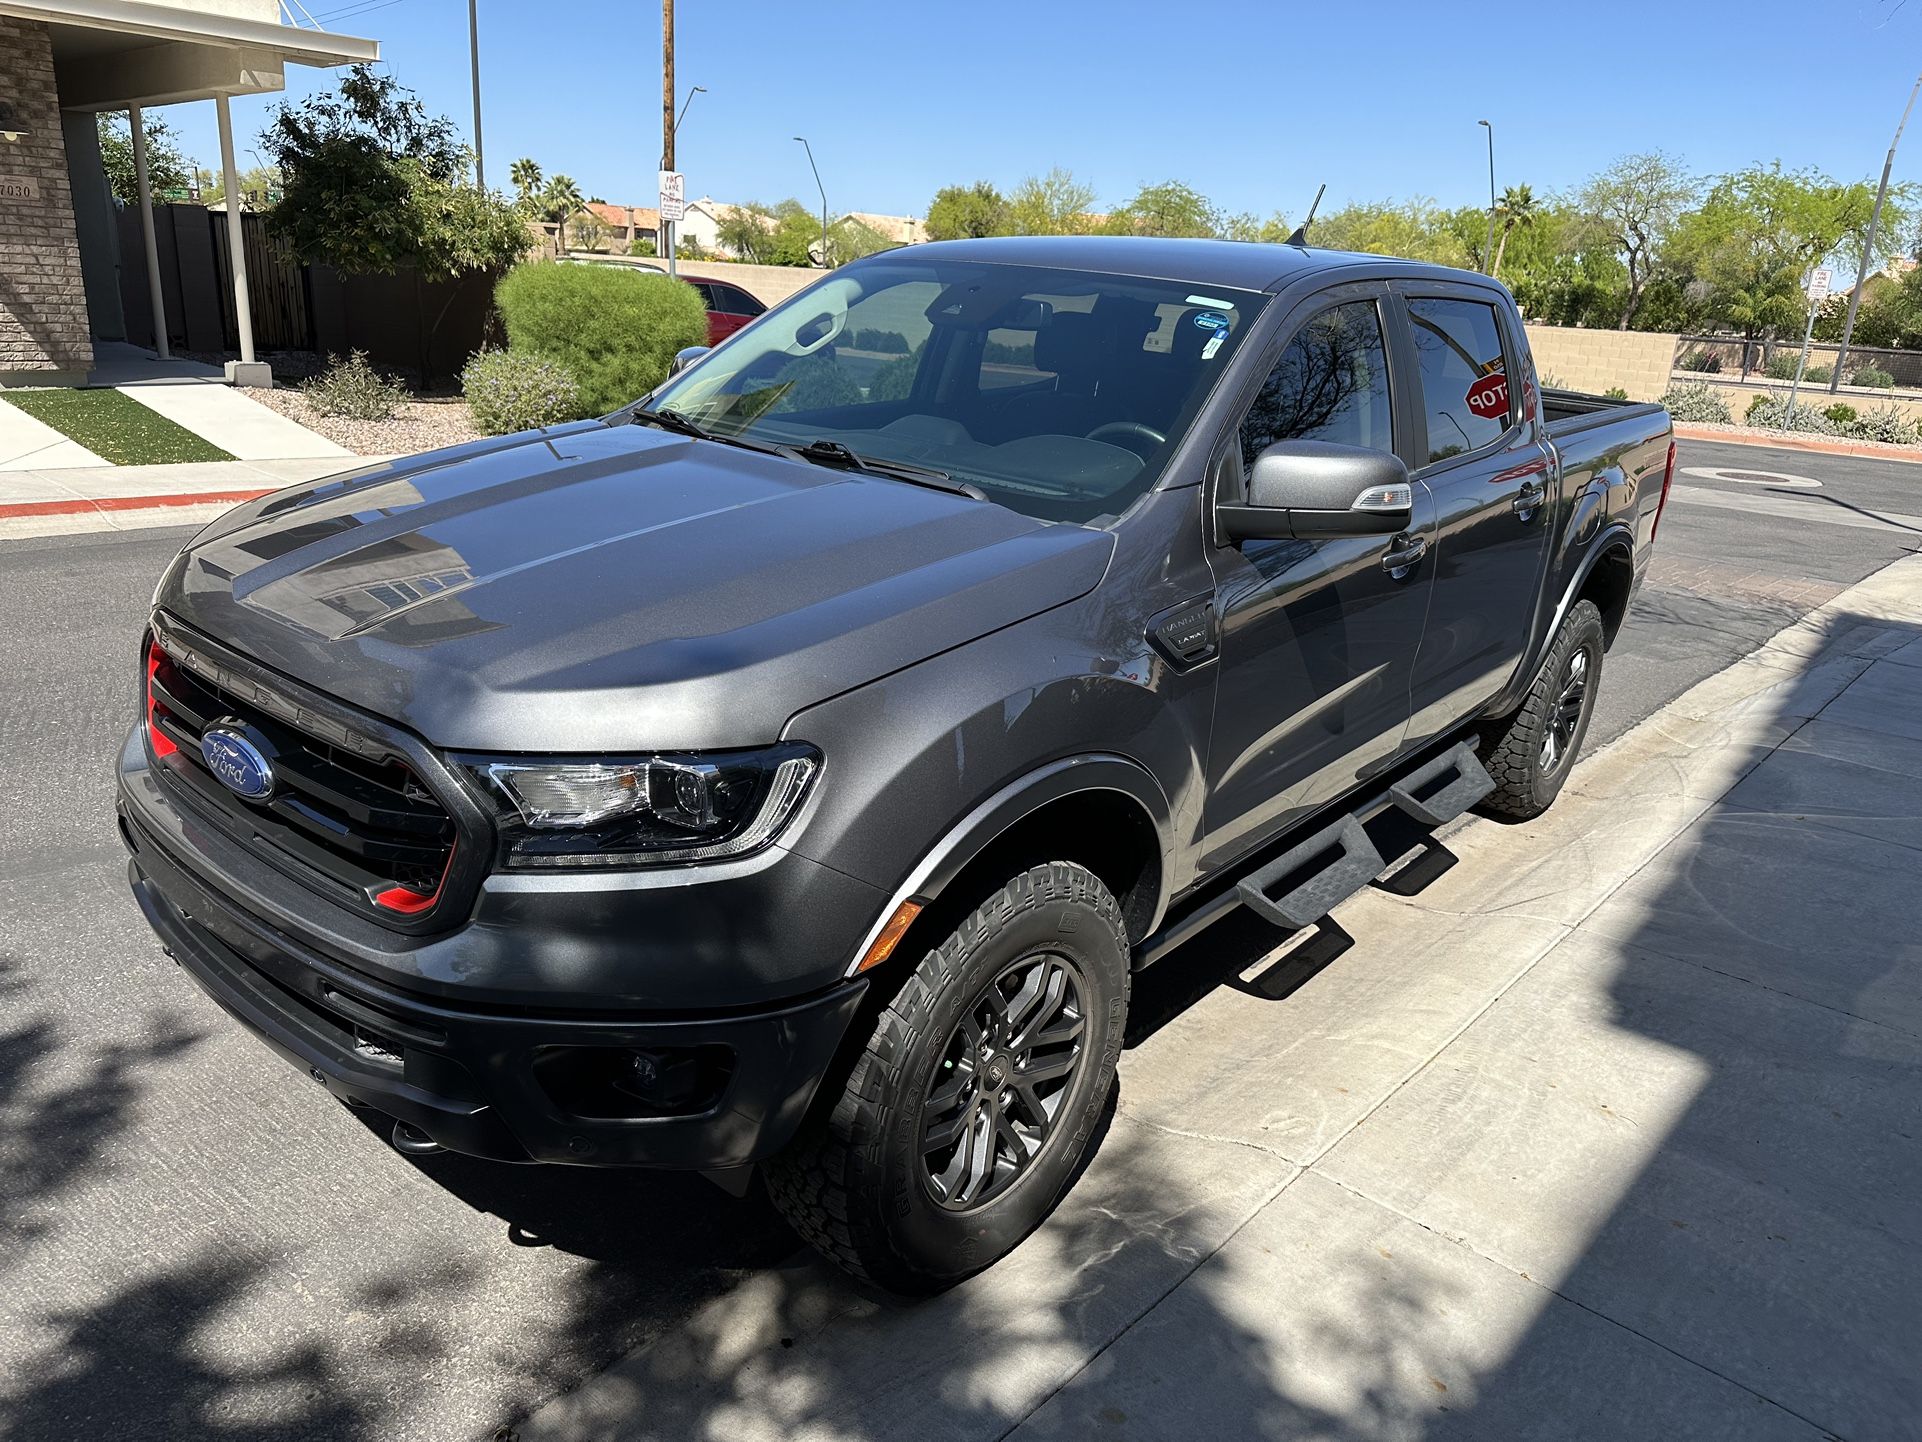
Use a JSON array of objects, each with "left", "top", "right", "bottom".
[{"left": 4, "top": 387, "right": 234, "bottom": 466}]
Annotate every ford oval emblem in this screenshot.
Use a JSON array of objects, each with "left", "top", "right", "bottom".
[{"left": 200, "top": 722, "right": 276, "bottom": 800}]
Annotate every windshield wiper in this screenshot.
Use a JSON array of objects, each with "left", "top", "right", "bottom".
[
  {"left": 628, "top": 405, "right": 713, "bottom": 440},
  {"left": 789, "top": 439, "right": 986, "bottom": 501}
]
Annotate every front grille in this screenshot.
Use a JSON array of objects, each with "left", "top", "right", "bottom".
[{"left": 144, "top": 634, "right": 458, "bottom": 921}]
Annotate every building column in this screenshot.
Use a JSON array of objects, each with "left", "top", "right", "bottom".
[
  {"left": 128, "top": 104, "right": 170, "bottom": 359},
  {"left": 214, "top": 91, "right": 267, "bottom": 386}
]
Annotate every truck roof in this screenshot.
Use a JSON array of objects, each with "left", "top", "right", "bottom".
[{"left": 900, "top": 235, "right": 1482, "bottom": 294}]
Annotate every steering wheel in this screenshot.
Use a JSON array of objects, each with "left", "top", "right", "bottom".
[{"left": 1084, "top": 421, "right": 1167, "bottom": 458}]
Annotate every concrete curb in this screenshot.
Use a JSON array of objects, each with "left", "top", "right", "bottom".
[
  {"left": 1674, "top": 422, "right": 1922, "bottom": 464},
  {"left": 0, "top": 488, "right": 271, "bottom": 521}
]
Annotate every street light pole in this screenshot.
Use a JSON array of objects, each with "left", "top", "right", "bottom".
[
  {"left": 1831, "top": 70, "right": 1922, "bottom": 394},
  {"left": 795, "top": 136, "right": 827, "bottom": 267},
  {"left": 468, "top": 0, "right": 484, "bottom": 190},
  {"left": 1478, "top": 119, "right": 1496, "bottom": 276}
]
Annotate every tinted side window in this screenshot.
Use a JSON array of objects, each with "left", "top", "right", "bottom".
[
  {"left": 1239, "top": 301, "right": 1393, "bottom": 470},
  {"left": 715, "top": 284, "right": 762, "bottom": 315},
  {"left": 1406, "top": 297, "right": 1512, "bottom": 463}
]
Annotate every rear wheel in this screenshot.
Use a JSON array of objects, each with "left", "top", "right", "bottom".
[
  {"left": 1476, "top": 599, "right": 1605, "bottom": 820},
  {"left": 766, "top": 862, "right": 1129, "bottom": 1293}
]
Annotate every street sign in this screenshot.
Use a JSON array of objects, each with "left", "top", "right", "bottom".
[
  {"left": 1465, "top": 369, "right": 1510, "bottom": 420},
  {"left": 1809, "top": 267, "right": 1832, "bottom": 303},
  {"left": 658, "top": 170, "right": 685, "bottom": 222}
]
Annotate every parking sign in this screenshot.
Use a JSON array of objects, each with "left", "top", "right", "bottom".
[{"left": 658, "top": 170, "right": 686, "bottom": 223}]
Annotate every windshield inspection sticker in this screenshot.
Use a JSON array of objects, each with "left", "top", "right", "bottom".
[{"left": 1192, "top": 311, "right": 1231, "bottom": 333}]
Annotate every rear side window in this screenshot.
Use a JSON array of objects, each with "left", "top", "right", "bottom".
[
  {"left": 1239, "top": 300, "right": 1393, "bottom": 470},
  {"left": 713, "top": 284, "right": 762, "bottom": 315},
  {"left": 1406, "top": 297, "right": 1512, "bottom": 463}
]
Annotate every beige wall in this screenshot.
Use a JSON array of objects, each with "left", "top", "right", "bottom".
[
  {"left": 617, "top": 257, "right": 829, "bottom": 307},
  {"left": 1668, "top": 376, "right": 1922, "bottom": 425},
  {"left": 1523, "top": 325, "right": 1677, "bottom": 402},
  {"left": 0, "top": 16, "right": 93, "bottom": 382}
]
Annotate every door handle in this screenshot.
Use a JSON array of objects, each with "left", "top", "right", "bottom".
[
  {"left": 1512, "top": 482, "right": 1544, "bottom": 522},
  {"left": 1381, "top": 534, "right": 1427, "bottom": 578}
]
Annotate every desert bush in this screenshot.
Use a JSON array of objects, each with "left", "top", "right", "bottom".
[
  {"left": 1677, "top": 349, "right": 1722, "bottom": 373},
  {"left": 1762, "top": 352, "right": 1802, "bottom": 380},
  {"left": 303, "top": 350, "right": 407, "bottom": 420},
  {"left": 1660, "top": 383, "right": 1732, "bottom": 424},
  {"left": 1843, "top": 404, "right": 1922, "bottom": 445},
  {"left": 1804, "top": 364, "right": 1832, "bottom": 384},
  {"left": 495, "top": 260, "right": 708, "bottom": 414},
  {"left": 1603, "top": 385, "right": 1629, "bottom": 401},
  {"left": 1823, "top": 403, "right": 1858, "bottom": 426},
  {"left": 1745, "top": 395, "right": 1837, "bottom": 434},
  {"left": 462, "top": 349, "right": 582, "bottom": 435},
  {"left": 1852, "top": 366, "right": 1896, "bottom": 389},
  {"left": 627, "top": 236, "right": 657, "bottom": 257}
]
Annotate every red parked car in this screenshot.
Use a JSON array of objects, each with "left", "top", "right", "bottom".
[{"left": 690, "top": 279, "right": 766, "bottom": 345}]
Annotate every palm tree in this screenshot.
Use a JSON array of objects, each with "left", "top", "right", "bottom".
[
  {"left": 1490, "top": 183, "right": 1539, "bottom": 280},
  {"left": 509, "top": 156, "right": 543, "bottom": 213},
  {"left": 540, "top": 174, "right": 584, "bottom": 252}
]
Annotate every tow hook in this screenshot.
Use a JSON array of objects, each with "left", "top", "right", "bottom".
[{"left": 391, "top": 1119, "right": 444, "bottom": 1156}]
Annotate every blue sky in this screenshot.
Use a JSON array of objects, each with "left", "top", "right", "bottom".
[{"left": 166, "top": 0, "right": 1922, "bottom": 225}]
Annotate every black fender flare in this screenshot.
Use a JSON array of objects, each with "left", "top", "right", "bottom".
[{"left": 840, "top": 753, "right": 1174, "bottom": 976}]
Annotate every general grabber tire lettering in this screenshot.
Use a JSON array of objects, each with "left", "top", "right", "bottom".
[
  {"left": 1476, "top": 598, "right": 1606, "bottom": 821},
  {"left": 765, "top": 862, "right": 1130, "bottom": 1293}
]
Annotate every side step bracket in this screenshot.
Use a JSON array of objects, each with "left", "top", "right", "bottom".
[
  {"left": 1385, "top": 740, "right": 1494, "bottom": 827},
  {"left": 1236, "top": 815, "right": 1386, "bottom": 932}
]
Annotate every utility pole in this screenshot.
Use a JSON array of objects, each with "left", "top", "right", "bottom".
[
  {"left": 795, "top": 136, "right": 827, "bottom": 267},
  {"left": 468, "top": 0, "right": 485, "bottom": 189},
  {"left": 662, "top": 0, "right": 676, "bottom": 278},
  {"left": 1832, "top": 70, "right": 1922, "bottom": 394},
  {"left": 1478, "top": 119, "right": 1496, "bottom": 275}
]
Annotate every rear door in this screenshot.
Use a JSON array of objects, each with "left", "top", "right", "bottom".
[
  {"left": 1393, "top": 286, "right": 1555, "bottom": 748},
  {"left": 1201, "top": 284, "right": 1438, "bottom": 869}
]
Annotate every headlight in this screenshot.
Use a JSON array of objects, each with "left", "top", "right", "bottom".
[{"left": 469, "top": 743, "right": 819, "bottom": 868}]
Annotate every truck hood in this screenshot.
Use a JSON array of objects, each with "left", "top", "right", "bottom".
[{"left": 158, "top": 422, "right": 1114, "bottom": 752}]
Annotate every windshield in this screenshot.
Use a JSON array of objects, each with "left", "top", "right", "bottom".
[{"left": 649, "top": 258, "right": 1267, "bottom": 525}]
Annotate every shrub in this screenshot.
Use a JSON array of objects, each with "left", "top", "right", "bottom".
[
  {"left": 1603, "top": 385, "right": 1628, "bottom": 401},
  {"left": 1762, "top": 352, "right": 1811, "bottom": 380},
  {"left": 1843, "top": 404, "right": 1922, "bottom": 445},
  {"left": 1677, "top": 349, "right": 1722, "bottom": 373},
  {"left": 495, "top": 260, "right": 708, "bottom": 413},
  {"left": 1852, "top": 366, "right": 1896, "bottom": 389},
  {"left": 302, "top": 350, "right": 408, "bottom": 420},
  {"left": 1660, "top": 383, "right": 1733, "bottom": 424},
  {"left": 461, "top": 349, "right": 582, "bottom": 435},
  {"left": 627, "top": 236, "right": 657, "bottom": 257},
  {"left": 1804, "top": 364, "right": 1832, "bottom": 384},
  {"left": 1823, "top": 403, "right": 1858, "bottom": 426},
  {"left": 1745, "top": 395, "right": 1837, "bottom": 434}
]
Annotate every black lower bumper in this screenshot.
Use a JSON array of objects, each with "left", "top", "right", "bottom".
[{"left": 124, "top": 809, "right": 866, "bottom": 1170}]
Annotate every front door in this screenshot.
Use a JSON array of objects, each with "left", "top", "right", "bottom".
[
  {"left": 1201, "top": 287, "right": 1436, "bottom": 872},
  {"left": 1395, "top": 289, "right": 1555, "bottom": 747}
]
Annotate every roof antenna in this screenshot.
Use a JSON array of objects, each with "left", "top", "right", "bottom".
[{"left": 1285, "top": 184, "right": 1325, "bottom": 247}]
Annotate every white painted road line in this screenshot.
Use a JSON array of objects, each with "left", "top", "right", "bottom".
[{"left": 1668, "top": 484, "right": 1922, "bottom": 534}]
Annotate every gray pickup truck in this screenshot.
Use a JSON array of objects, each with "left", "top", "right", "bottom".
[{"left": 120, "top": 237, "right": 1673, "bottom": 1291}]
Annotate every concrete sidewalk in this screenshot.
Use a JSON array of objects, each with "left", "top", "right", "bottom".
[
  {"left": 519, "top": 555, "right": 1922, "bottom": 1442},
  {"left": 0, "top": 456, "right": 387, "bottom": 538}
]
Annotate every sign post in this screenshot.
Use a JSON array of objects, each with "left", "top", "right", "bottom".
[
  {"left": 1786, "top": 266, "right": 1832, "bottom": 421},
  {"left": 659, "top": 169, "right": 685, "bottom": 279}
]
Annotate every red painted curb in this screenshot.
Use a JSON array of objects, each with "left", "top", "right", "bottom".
[
  {"left": 1673, "top": 424, "right": 1922, "bottom": 464},
  {"left": 0, "top": 488, "right": 270, "bottom": 521}
]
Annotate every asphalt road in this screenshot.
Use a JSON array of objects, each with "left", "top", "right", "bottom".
[{"left": 1, "top": 436, "right": 1914, "bottom": 1441}]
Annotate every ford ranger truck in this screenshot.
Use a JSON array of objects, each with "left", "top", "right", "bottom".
[{"left": 120, "top": 238, "right": 1674, "bottom": 1291}]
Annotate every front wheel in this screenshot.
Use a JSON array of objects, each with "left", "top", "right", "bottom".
[
  {"left": 766, "top": 862, "right": 1129, "bottom": 1293},
  {"left": 1476, "top": 598, "right": 1606, "bottom": 820}
]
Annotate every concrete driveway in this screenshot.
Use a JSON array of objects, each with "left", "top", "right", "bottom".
[{"left": 1, "top": 436, "right": 1918, "bottom": 1440}]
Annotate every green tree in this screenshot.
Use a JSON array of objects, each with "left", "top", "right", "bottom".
[
  {"left": 1575, "top": 151, "right": 1696, "bottom": 330},
  {"left": 96, "top": 112, "right": 191, "bottom": 205},
  {"left": 539, "top": 174, "right": 584, "bottom": 251},
  {"left": 1102, "top": 180, "right": 1221, "bottom": 238},
  {"left": 1220, "top": 211, "right": 1292, "bottom": 243},
  {"left": 261, "top": 64, "right": 526, "bottom": 277},
  {"left": 570, "top": 206, "right": 609, "bottom": 253},
  {"left": 1007, "top": 167, "right": 1098, "bottom": 235},
  {"left": 924, "top": 181, "right": 1009, "bottom": 240},
  {"left": 1490, "top": 183, "right": 1539, "bottom": 280},
  {"left": 509, "top": 156, "right": 543, "bottom": 214},
  {"left": 1311, "top": 198, "right": 1472, "bottom": 266},
  {"left": 716, "top": 200, "right": 780, "bottom": 263}
]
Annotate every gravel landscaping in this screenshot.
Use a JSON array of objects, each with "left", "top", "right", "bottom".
[
  {"left": 249, "top": 389, "right": 482, "bottom": 457},
  {"left": 1673, "top": 419, "right": 1922, "bottom": 456}
]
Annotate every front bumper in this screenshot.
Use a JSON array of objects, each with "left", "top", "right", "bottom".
[{"left": 120, "top": 756, "right": 870, "bottom": 1170}]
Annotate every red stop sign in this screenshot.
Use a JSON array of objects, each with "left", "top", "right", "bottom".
[{"left": 1466, "top": 371, "right": 1509, "bottom": 420}]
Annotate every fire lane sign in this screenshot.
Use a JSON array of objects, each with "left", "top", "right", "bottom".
[{"left": 658, "top": 170, "right": 685, "bottom": 223}]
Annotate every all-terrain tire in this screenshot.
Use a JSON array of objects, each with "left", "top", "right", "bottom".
[
  {"left": 1475, "top": 599, "right": 1606, "bottom": 821},
  {"left": 765, "top": 862, "right": 1130, "bottom": 1293}
]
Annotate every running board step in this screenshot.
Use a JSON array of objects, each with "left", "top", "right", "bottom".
[
  {"left": 1386, "top": 741, "right": 1494, "bottom": 827},
  {"left": 1236, "top": 815, "right": 1386, "bottom": 931}
]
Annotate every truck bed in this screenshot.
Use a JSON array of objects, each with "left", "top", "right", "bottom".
[{"left": 1541, "top": 386, "right": 1666, "bottom": 440}]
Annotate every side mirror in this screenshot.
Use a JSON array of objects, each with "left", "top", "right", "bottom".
[
  {"left": 669, "top": 345, "right": 710, "bottom": 377},
  {"left": 1218, "top": 439, "right": 1413, "bottom": 542}
]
